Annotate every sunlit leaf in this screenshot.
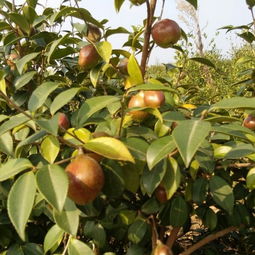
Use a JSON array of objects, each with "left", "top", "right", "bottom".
[
  {"left": 68, "top": 238, "right": 94, "bottom": 255},
  {"left": 41, "top": 135, "right": 60, "bottom": 163}
]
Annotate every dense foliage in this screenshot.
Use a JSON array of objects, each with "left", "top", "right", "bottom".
[{"left": 0, "top": 0, "right": 254, "bottom": 255}]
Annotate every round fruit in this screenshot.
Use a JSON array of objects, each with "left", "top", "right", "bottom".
[
  {"left": 153, "top": 242, "right": 172, "bottom": 255},
  {"left": 144, "top": 90, "right": 165, "bottom": 108},
  {"left": 117, "top": 58, "right": 129, "bottom": 75},
  {"left": 129, "top": 0, "right": 146, "bottom": 5},
  {"left": 86, "top": 23, "right": 101, "bottom": 43},
  {"left": 58, "top": 112, "right": 70, "bottom": 130},
  {"left": 65, "top": 154, "right": 105, "bottom": 205},
  {"left": 155, "top": 185, "right": 168, "bottom": 203},
  {"left": 128, "top": 91, "right": 149, "bottom": 121},
  {"left": 151, "top": 19, "right": 181, "bottom": 48},
  {"left": 78, "top": 44, "right": 101, "bottom": 70},
  {"left": 243, "top": 114, "right": 255, "bottom": 130}
]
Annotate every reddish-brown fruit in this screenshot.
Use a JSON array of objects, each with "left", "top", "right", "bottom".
[
  {"left": 153, "top": 242, "right": 172, "bottom": 255},
  {"left": 128, "top": 91, "right": 149, "bottom": 121},
  {"left": 155, "top": 185, "right": 168, "bottom": 203},
  {"left": 58, "top": 113, "right": 70, "bottom": 130},
  {"left": 86, "top": 23, "right": 102, "bottom": 43},
  {"left": 243, "top": 114, "right": 255, "bottom": 130},
  {"left": 78, "top": 44, "right": 101, "bottom": 70},
  {"left": 65, "top": 154, "right": 105, "bottom": 205},
  {"left": 117, "top": 58, "right": 129, "bottom": 75},
  {"left": 129, "top": 0, "right": 146, "bottom": 5},
  {"left": 152, "top": 19, "right": 181, "bottom": 48},
  {"left": 144, "top": 90, "right": 165, "bottom": 108}
]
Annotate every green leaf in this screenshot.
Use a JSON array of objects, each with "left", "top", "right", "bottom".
[
  {"left": 146, "top": 136, "right": 176, "bottom": 170},
  {"left": 246, "top": 167, "right": 255, "bottom": 190},
  {"left": 224, "top": 143, "right": 255, "bottom": 159},
  {"left": 7, "top": 171, "right": 36, "bottom": 241},
  {"left": 53, "top": 199, "right": 79, "bottom": 235},
  {"left": 50, "top": 88, "right": 80, "bottom": 115},
  {"left": 122, "top": 163, "right": 140, "bottom": 193},
  {"left": 192, "top": 178, "right": 208, "bottom": 204},
  {"left": 141, "top": 160, "right": 166, "bottom": 196},
  {"left": 23, "top": 5, "right": 37, "bottom": 24},
  {"left": 128, "top": 83, "right": 177, "bottom": 93},
  {"left": 76, "top": 96, "right": 120, "bottom": 127},
  {"left": 210, "top": 97, "right": 255, "bottom": 110},
  {"left": 170, "top": 196, "right": 189, "bottom": 227},
  {"left": 9, "top": 13, "right": 30, "bottom": 34},
  {"left": 84, "top": 221, "right": 106, "bottom": 248},
  {"left": 28, "top": 81, "right": 59, "bottom": 112},
  {"left": 14, "top": 71, "right": 37, "bottom": 90},
  {"left": 185, "top": 0, "right": 197, "bottom": 9},
  {"left": 36, "top": 165, "right": 68, "bottom": 212},
  {"left": 0, "top": 158, "right": 33, "bottom": 181},
  {"left": 189, "top": 57, "right": 215, "bottom": 68},
  {"left": 162, "top": 157, "right": 181, "bottom": 200},
  {"left": 36, "top": 115, "right": 59, "bottom": 136},
  {"left": 16, "top": 52, "right": 40, "bottom": 74},
  {"left": 84, "top": 137, "right": 134, "bottom": 163},
  {"left": 204, "top": 208, "right": 217, "bottom": 230},
  {"left": 90, "top": 65, "right": 101, "bottom": 87},
  {"left": 43, "top": 224, "right": 64, "bottom": 254},
  {"left": 95, "top": 41, "right": 112, "bottom": 63},
  {"left": 128, "top": 219, "right": 147, "bottom": 244},
  {"left": 126, "top": 54, "right": 143, "bottom": 87},
  {"left": 0, "top": 131, "right": 13, "bottom": 156},
  {"left": 209, "top": 176, "right": 234, "bottom": 214},
  {"left": 0, "top": 113, "right": 30, "bottom": 136},
  {"left": 172, "top": 120, "right": 211, "bottom": 167},
  {"left": 68, "top": 238, "right": 94, "bottom": 255},
  {"left": 114, "top": 0, "right": 125, "bottom": 12},
  {"left": 40, "top": 135, "right": 60, "bottom": 163}
]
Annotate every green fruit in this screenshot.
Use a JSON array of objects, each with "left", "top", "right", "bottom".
[
  {"left": 152, "top": 19, "right": 181, "bottom": 48},
  {"left": 78, "top": 44, "right": 101, "bottom": 70},
  {"left": 65, "top": 154, "right": 105, "bottom": 205}
]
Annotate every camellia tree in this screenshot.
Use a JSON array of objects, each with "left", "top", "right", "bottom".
[{"left": 0, "top": 0, "right": 254, "bottom": 254}]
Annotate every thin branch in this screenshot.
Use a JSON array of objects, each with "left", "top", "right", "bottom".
[
  {"left": 166, "top": 227, "right": 181, "bottom": 250},
  {"left": 179, "top": 226, "right": 239, "bottom": 255}
]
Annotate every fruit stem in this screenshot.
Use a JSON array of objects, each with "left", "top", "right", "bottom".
[{"left": 140, "top": 0, "right": 157, "bottom": 77}]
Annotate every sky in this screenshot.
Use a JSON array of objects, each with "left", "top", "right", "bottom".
[{"left": 41, "top": 0, "right": 252, "bottom": 64}]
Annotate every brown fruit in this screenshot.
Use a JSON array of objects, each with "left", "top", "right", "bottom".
[
  {"left": 78, "top": 44, "right": 101, "bottom": 70},
  {"left": 117, "top": 58, "right": 129, "bottom": 75},
  {"left": 128, "top": 91, "right": 149, "bottom": 121},
  {"left": 153, "top": 242, "right": 172, "bottom": 255},
  {"left": 155, "top": 185, "right": 168, "bottom": 204},
  {"left": 58, "top": 113, "right": 70, "bottom": 130},
  {"left": 144, "top": 90, "right": 165, "bottom": 108},
  {"left": 152, "top": 19, "right": 181, "bottom": 48},
  {"left": 86, "top": 23, "right": 102, "bottom": 43},
  {"left": 65, "top": 154, "right": 105, "bottom": 205},
  {"left": 243, "top": 114, "right": 255, "bottom": 130},
  {"left": 129, "top": 0, "right": 146, "bottom": 5}
]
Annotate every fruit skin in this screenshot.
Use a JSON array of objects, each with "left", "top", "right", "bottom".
[
  {"left": 78, "top": 44, "right": 101, "bottom": 70},
  {"left": 151, "top": 19, "right": 181, "bottom": 48},
  {"left": 128, "top": 91, "right": 149, "bottom": 121},
  {"left": 243, "top": 114, "right": 255, "bottom": 130},
  {"left": 58, "top": 113, "right": 70, "bottom": 130},
  {"left": 117, "top": 58, "right": 129, "bottom": 75},
  {"left": 155, "top": 185, "right": 168, "bottom": 204},
  {"left": 153, "top": 241, "right": 173, "bottom": 255},
  {"left": 65, "top": 154, "right": 105, "bottom": 205},
  {"left": 86, "top": 23, "right": 101, "bottom": 43},
  {"left": 144, "top": 90, "right": 165, "bottom": 108},
  {"left": 129, "top": 0, "right": 146, "bottom": 5}
]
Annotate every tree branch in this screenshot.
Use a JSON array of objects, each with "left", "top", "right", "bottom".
[
  {"left": 166, "top": 226, "right": 181, "bottom": 250},
  {"left": 179, "top": 226, "right": 239, "bottom": 255}
]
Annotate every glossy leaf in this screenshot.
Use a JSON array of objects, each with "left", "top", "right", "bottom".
[
  {"left": 68, "top": 238, "right": 94, "bottom": 255},
  {"left": 128, "top": 83, "right": 176, "bottom": 93},
  {"left": 224, "top": 143, "right": 255, "bottom": 159},
  {"left": 128, "top": 219, "right": 147, "bottom": 244},
  {"left": 43, "top": 224, "right": 64, "bottom": 254},
  {"left": 16, "top": 52, "right": 40, "bottom": 74},
  {"left": 50, "top": 88, "right": 80, "bottom": 115},
  {"left": 40, "top": 135, "right": 60, "bottom": 163},
  {"left": 189, "top": 57, "right": 215, "bottom": 68},
  {"left": 170, "top": 196, "right": 189, "bottom": 227},
  {"left": 209, "top": 176, "right": 234, "bottom": 214},
  {"left": 76, "top": 96, "right": 120, "bottom": 127},
  {"left": 7, "top": 171, "right": 36, "bottom": 240},
  {"left": 204, "top": 208, "right": 217, "bottom": 230},
  {"left": 114, "top": 0, "right": 125, "bottom": 12},
  {"left": 84, "top": 137, "right": 135, "bottom": 162},
  {"left": 96, "top": 41, "right": 112, "bottom": 63},
  {"left": 211, "top": 97, "right": 255, "bottom": 110},
  {"left": 36, "top": 164, "right": 68, "bottom": 212},
  {"left": 28, "top": 81, "right": 59, "bottom": 112},
  {"left": 172, "top": 120, "right": 211, "bottom": 167},
  {"left": 9, "top": 13, "right": 30, "bottom": 34},
  {"left": 162, "top": 157, "right": 181, "bottom": 200},
  {"left": 0, "top": 131, "right": 13, "bottom": 156},
  {"left": 53, "top": 199, "right": 79, "bottom": 236},
  {"left": 146, "top": 136, "right": 176, "bottom": 170},
  {"left": 14, "top": 71, "right": 37, "bottom": 90},
  {"left": 126, "top": 54, "right": 143, "bottom": 88},
  {"left": 84, "top": 221, "right": 106, "bottom": 248},
  {"left": 63, "top": 127, "right": 91, "bottom": 145},
  {"left": 246, "top": 167, "right": 255, "bottom": 190},
  {"left": 90, "top": 65, "right": 102, "bottom": 87},
  {"left": 0, "top": 158, "right": 33, "bottom": 181},
  {"left": 192, "top": 178, "right": 208, "bottom": 204},
  {"left": 36, "top": 116, "right": 59, "bottom": 136}
]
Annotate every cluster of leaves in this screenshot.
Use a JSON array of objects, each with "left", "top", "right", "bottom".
[{"left": 0, "top": 0, "right": 254, "bottom": 255}]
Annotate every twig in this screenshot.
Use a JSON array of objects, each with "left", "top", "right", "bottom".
[
  {"left": 149, "top": 215, "right": 159, "bottom": 250},
  {"left": 166, "top": 226, "right": 181, "bottom": 250},
  {"left": 179, "top": 226, "right": 239, "bottom": 255},
  {"left": 61, "top": 234, "right": 72, "bottom": 255}
]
